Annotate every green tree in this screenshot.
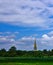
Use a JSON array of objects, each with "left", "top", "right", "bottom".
[
  {"left": 43, "top": 49, "right": 48, "bottom": 56},
  {"left": 0, "top": 48, "right": 6, "bottom": 57},
  {"left": 51, "top": 49, "right": 53, "bottom": 56},
  {"left": 8, "top": 46, "right": 17, "bottom": 57}
]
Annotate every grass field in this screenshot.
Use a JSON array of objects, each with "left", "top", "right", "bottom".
[
  {"left": 0, "top": 57, "right": 53, "bottom": 65},
  {"left": 0, "top": 62, "right": 53, "bottom": 65}
]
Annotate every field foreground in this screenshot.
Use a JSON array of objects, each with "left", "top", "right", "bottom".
[
  {"left": 0, "top": 57, "right": 53, "bottom": 65},
  {"left": 0, "top": 62, "right": 53, "bottom": 65}
]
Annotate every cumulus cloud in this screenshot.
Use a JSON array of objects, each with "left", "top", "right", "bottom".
[
  {"left": 48, "top": 31, "right": 53, "bottom": 36},
  {"left": 0, "top": 31, "right": 53, "bottom": 50},
  {"left": 37, "top": 31, "right": 53, "bottom": 47},
  {"left": 0, "top": 31, "right": 19, "bottom": 43},
  {"left": 0, "top": 34, "right": 35, "bottom": 50},
  {"left": 0, "top": 35, "right": 15, "bottom": 43},
  {"left": 17, "top": 36, "right": 35, "bottom": 50},
  {"left": 34, "top": 31, "right": 53, "bottom": 50},
  {"left": 0, "top": 0, "right": 53, "bottom": 28},
  {"left": 42, "top": 34, "right": 50, "bottom": 40}
]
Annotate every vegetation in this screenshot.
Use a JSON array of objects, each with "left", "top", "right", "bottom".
[
  {"left": 0, "top": 46, "right": 53, "bottom": 65},
  {"left": 0, "top": 46, "right": 53, "bottom": 57},
  {"left": 0, "top": 57, "right": 53, "bottom": 62},
  {"left": 0, "top": 62, "right": 53, "bottom": 65},
  {"left": 0, "top": 57, "right": 53, "bottom": 65}
]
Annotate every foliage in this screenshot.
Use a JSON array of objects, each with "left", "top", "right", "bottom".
[{"left": 0, "top": 46, "right": 53, "bottom": 57}]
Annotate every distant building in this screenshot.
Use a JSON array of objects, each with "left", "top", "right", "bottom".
[{"left": 34, "top": 39, "right": 37, "bottom": 51}]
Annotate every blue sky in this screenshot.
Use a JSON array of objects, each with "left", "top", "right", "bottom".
[{"left": 0, "top": 0, "right": 53, "bottom": 50}]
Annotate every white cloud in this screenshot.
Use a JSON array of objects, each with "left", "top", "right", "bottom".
[
  {"left": 42, "top": 34, "right": 50, "bottom": 40},
  {"left": 41, "top": 0, "right": 53, "bottom": 7},
  {"left": 0, "top": 37, "right": 7, "bottom": 42},
  {"left": 20, "top": 36, "right": 35, "bottom": 41},
  {"left": 0, "top": 31, "right": 19, "bottom": 35},
  {"left": 0, "top": 31, "right": 53, "bottom": 50},
  {"left": 0, "top": 35, "right": 35, "bottom": 50},
  {"left": 0, "top": 0, "right": 53, "bottom": 28},
  {"left": 37, "top": 31, "right": 53, "bottom": 46},
  {"left": 48, "top": 31, "right": 53, "bottom": 36},
  {"left": 0, "top": 31, "right": 19, "bottom": 43},
  {"left": 0, "top": 36, "right": 15, "bottom": 43},
  {"left": 5, "top": 32, "right": 12, "bottom": 34}
]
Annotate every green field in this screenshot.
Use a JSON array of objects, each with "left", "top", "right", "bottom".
[
  {"left": 0, "top": 57, "right": 53, "bottom": 65},
  {"left": 0, "top": 62, "right": 53, "bottom": 65}
]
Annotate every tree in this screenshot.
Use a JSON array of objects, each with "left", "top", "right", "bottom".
[
  {"left": 8, "top": 46, "right": 17, "bottom": 57},
  {"left": 0, "top": 48, "right": 6, "bottom": 57},
  {"left": 51, "top": 49, "right": 53, "bottom": 56},
  {"left": 43, "top": 49, "right": 48, "bottom": 56},
  {"left": 47, "top": 50, "right": 51, "bottom": 57}
]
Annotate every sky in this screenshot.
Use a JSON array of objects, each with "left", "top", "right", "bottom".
[{"left": 0, "top": 0, "right": 53, "bottom": 50}]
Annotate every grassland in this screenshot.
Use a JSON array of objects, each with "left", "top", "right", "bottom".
[
  {"left": 0, "top": 57, "right": 53, "bottom": 65},
  {"left": 0, "top": 62, "right": 53, "bottom": 65}
]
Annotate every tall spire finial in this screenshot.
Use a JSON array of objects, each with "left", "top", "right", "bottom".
[{"left": 34, "top": 39, "right": 37, "bottom": 51}]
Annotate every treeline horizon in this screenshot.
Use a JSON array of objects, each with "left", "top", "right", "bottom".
[{"left": 0, "top": 46, "right": 53, "bottom": 57}]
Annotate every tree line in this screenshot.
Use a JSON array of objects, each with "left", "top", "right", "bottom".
[{"left": 0, "top": 46, "right": 53, "bottom": 57}]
